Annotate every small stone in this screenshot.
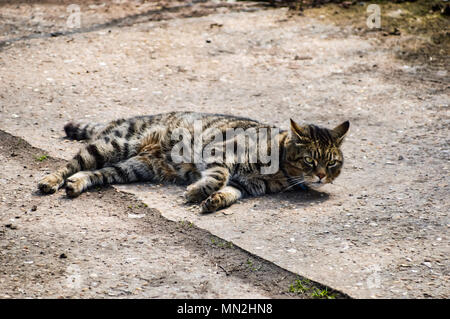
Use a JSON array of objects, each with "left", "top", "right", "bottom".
[
  {"left": 31, "top": 205, "right": 37, "bottom": 211},
  {"left": 294, "top": 55, "right": 312, "bottom": 60}
]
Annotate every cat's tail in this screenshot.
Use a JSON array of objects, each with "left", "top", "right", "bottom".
[{"left": 64, "top": 121, "right": 105, "bottom": 140}]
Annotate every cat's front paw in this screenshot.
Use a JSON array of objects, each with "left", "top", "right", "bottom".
[
  {"left": 38, "top": 174, "right": 64, "bottom": 194},
  {"left": 200, "top": 192, "right": 225, "bottom": 213},
  {"left": 65, "top": 175, "right": 87, "bottom": 198},
  {"left": 184, "top": 184, "right": 207, "bottom": 203}
]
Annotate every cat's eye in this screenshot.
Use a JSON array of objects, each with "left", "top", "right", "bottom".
[
  {"left": 328, "top": 160, "right": 337, "bottom": 167},
  {"left": 304, "top": 156, "right": 314, "bottom": 165}
]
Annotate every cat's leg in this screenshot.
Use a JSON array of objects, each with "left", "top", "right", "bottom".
[
  {"left": 199, "top": 177, "right": 268, "bottom": 213},
  {"left": 200, "top": 186, "right": 243, "bottom": 213},
  {"left": 184, "top": 165, "right": 230, "bottom": 203},
  {"left": 64, "top": 144, "right": 179, "bottom": 197},
  {"left": 38, "top": 138, "right": 138, "bottom": 194},
  {"left": 64, "top": 156, "right": 151, "bottom": 197}
]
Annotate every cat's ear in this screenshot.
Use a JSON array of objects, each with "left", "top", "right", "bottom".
[
  {"left": 333, "top": 121, "right": 350, "bottom": 145},
  {"left": 290, "top": 119, "right": 310, "bottom": 143}
]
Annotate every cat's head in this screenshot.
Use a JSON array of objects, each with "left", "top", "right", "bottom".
[{"left": 284, "top": 119, "right": 350, "bottom": 187}]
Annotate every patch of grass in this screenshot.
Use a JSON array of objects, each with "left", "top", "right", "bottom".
[
  {"left": 210, "top": 236, "right": 234, "bottom": 249},
  {"left": 311, "top": 287, "right": 336, "bottom": 299},
  {"left": 35, "top": 154, "right": 48, "bottom": 162},
  {"left": 289, "top": 278, "right": 337, "bottom": 299},
  {"left": 178, "top": 220, "right": 194, "bottom": 229},
  {"left": 302, "top": 0, "right": 450, "bottom": 67},
  {"left": 245, "top": 258, "right": 262, "bottom": 271},
  {"left": 289, "top": 278, "right": 311, "bottom": 294}
]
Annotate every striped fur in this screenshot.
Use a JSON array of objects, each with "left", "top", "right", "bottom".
[{"left": 38, "top": 112, "right": 349, "bottom": 213}]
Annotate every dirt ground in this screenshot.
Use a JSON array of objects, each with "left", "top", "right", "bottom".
[{"left": 0, "top": 0, "right": 449, "bottom": 298}]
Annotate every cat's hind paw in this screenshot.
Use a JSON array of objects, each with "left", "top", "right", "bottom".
[
  {"left": 200, "top": 192, "right": 225, "bottom": 213},
  {"left": 38, "top": 174, "right": 64, "bottom": 194}
]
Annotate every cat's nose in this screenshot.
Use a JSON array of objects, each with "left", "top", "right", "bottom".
[{"left": 317, "top": 172, "right": 325, "bottom": 180}]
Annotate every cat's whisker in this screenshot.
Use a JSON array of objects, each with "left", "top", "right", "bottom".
[
  {"left": 287, "top": 177, "right": 305, "bottom": 184},
  {"left": 281, "top": 179, "right": 306, "bottom": 193}
]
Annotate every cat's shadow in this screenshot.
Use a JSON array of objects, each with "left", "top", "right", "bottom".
[
  {"left": 197, "top": 188, "right": 330, "bottom": 214},
  {"left": 268, "top": 188, "right": 330, "bottom": 204},
  {"left": 31, "top": 184, "right": 329, "bottom": 212},
  {"left": 31, "top": 185, "right": 115, "bottom": 201}
]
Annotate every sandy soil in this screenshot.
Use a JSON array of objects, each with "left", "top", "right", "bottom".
[{"left": 0, "top": 1, "right": 448, "bottom": 298}]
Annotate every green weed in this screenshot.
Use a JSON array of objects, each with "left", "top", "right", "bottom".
[{"left": 35, "top": 154, "right": 48, "bottom": 162}]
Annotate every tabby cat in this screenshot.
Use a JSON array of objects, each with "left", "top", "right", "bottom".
[{"left": 38, "top": 112, "right": 349, "bottom": 213}]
